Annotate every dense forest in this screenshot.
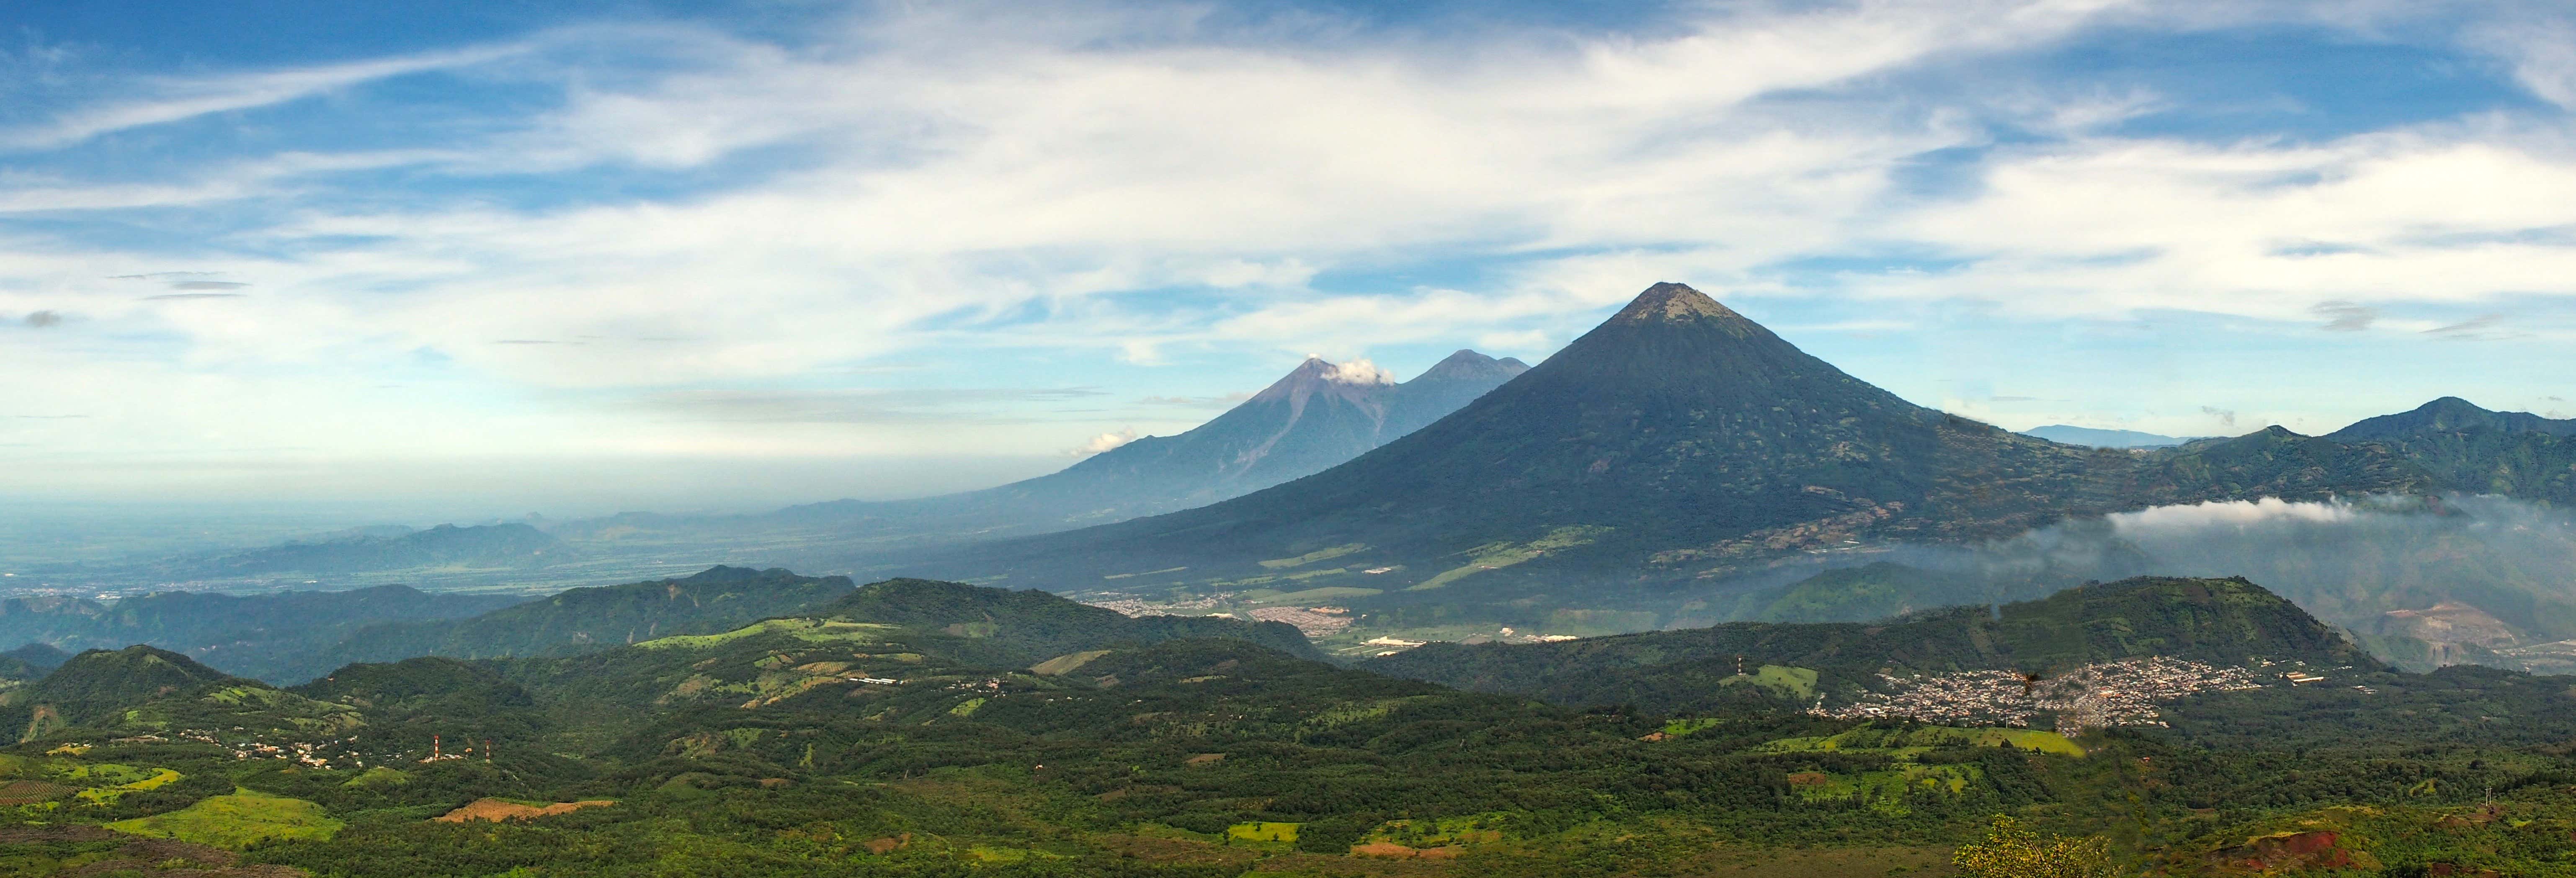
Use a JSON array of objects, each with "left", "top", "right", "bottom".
[{"left": 8, "top": 574, "right": 2576, "bottom": 876}]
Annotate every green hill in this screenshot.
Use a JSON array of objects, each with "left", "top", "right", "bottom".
[
  {"left": 0, "top": 646, "right": 255, "bottom": 739},
  {"left": 1372, "top": 576, "right": 2377, "bottom": 714},
  {"left": 2, "top": 642, "right": 71, "bottom": 671},
  {"left": 278, "top": 566, "right": 852, "bottom": 680},
  {"left": 815, "top": 577, "right": 1321, "bottom": 663},
  {"left": 26, "top": 575, "right": 2576, "bottom": 876},
  {"left": 0, "top": 585, "right": 526, "bottom": 682},
  {"left": 2326, "top": 397, "right": 2576, "bottom": 503}
]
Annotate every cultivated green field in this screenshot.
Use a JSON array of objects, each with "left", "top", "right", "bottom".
[{"left": 104, "top": 788, "right": 342, "bottom": 848}]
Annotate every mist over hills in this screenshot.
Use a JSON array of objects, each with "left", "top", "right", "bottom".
[{"left": 0, "top": 585, "right": 526, "bottom": 670}]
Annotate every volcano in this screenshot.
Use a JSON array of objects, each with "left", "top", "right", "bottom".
[
  {"left": 763, "top": 350, "right": 1526, "bottom": 545},
  {"left": 924, "top": 283, "right": 2434, "bottom": 593}
]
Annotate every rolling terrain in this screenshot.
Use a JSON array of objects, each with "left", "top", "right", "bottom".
[{"left": 9, "top": 575, "right": 2576, "bottom": 875}]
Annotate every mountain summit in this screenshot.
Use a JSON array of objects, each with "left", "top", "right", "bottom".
[
  {"left": 929, "top": 282, "right": 2433, "bottom": 600},
  {"left": 2326, "top": 397, "right": 2576, "bottom": 503},
  {"left": 2329, "top": 397, "right": 2576, "bottom": 440},
  {"left": 1606, "top": 281, "right": 1756, "bottom": 327},
  {"left": 751, "top": 351, "right": 1526, "bottom": 549}
]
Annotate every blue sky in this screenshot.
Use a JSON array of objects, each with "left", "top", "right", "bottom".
[{"left": 3, "top": 0, "right": 2574, "bottom": 515}]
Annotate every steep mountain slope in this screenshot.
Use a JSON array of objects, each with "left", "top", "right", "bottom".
[
  {"left": 921, "top": 283, "right": 2429, "bottom": 598},
  {"left": 1372, "top": 576, "right": 2377, "bottom": 714},
  {"left": 0, "top": 646, "right": 251, "bottom": 736},
  {"left": 278, "top": 566, "right": 854, "bottom": 682},
  {"left": 2330, "top": 397, "right": 2576, "bottom": 440},
  {"left": 743, "top": 351, "right": 1527, "bottom": 550},
  {"left": 2327, "top": 397, "right": 2576, "bottom": 503}
]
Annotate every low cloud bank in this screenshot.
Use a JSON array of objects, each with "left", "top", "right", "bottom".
[{"left": 1967, "top": 494, "right": 2576, "bottom": 641}]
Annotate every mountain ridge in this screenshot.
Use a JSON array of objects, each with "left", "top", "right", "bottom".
[
  {"left": 902, "top": 283, "right": 2437, "bottom": 601},
  {"left": 674, "top": 350, "right": 1531, "bottom": 554}
]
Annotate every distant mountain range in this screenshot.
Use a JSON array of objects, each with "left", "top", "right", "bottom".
[
  {"left": 2018, "top": 425, "right": 2196, "bottom": 448},
  {"left": 0, "top": 585, "right": 526, "bottom": 667},
  {"left": 732, "top": 349, "right": 1529, "bottom": 545},
  {"left": 911, "top": 284, "right": 2443, "bottom": 593},
  {"left": 197, "top": 523, "right": 564, "bottom": 575},
  {"left": 260, "top": 565, "right": 860, "bottom": 682},
  {"left": 877, "top": 283, "right": 2576, "bottom": 658}
]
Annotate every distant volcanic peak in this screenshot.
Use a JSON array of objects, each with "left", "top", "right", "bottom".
[
  {"left": 1249, "top": 357, "right": 1393, "bottom": 404},
  {"left": 1608, "top": 282, "right": 1748, "bottom": 327},
  {"left": 1413, "top": 349, "right": 1531, "bottom": 384},
  {"left": 2328, "top": 395, "right": 2576, "bottom": 440}
]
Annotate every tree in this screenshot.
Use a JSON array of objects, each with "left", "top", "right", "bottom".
[{"left": 1952, "top": 815, "right": 2115, "bottom": 878}]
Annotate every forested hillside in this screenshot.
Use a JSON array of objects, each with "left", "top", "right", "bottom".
[
  {"left": 1373, "top": 577, "right": 2377, "bottom": 714},
  {"left": 11, "top": 576, "right": 2576, "bottom": 875}
]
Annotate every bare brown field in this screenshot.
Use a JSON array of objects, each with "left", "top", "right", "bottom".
[{"left": 432, "top": 798, "right": 616, "bottom": 823}]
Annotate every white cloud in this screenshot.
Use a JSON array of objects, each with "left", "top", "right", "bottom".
[
  {"left": 0, "top": 44, "right": 530, "bottom": 150},
  {"left": 1321, "top": 358, "right": 1393, "bottom": 385},
  {"left": 2468, "top": 13, "right": 2576, "bottom": 110},
  {"left": 1067, "top": 427, "right": 1139, "bottom": 456},
  {"left": 3, "top": 0, "right": 2575, "bottom": 500}
]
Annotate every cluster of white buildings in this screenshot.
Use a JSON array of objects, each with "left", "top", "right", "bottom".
[
  {"left": 1812, "top": 657, "right": 2269, "bottom": 734},
  {"left": 1244, "top": 606, "right": 1354, "bottom": 637}
]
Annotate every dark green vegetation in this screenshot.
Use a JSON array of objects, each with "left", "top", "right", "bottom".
[
  {"left": 282, "top": 566, "right": 859, "bottom": 682},
  {"left": 1374, "top": 577, "right": 2377, "bottom": 715},
  {"left": 0, "top": 646, "right": 250, "bottom": 736},
  {"left": 2327, "top": 396, "right": 2576, "bottom": 504},
  {"left": 813, "top": 578, "right": 1320, "bottom": 662},
  {"left": 2, "top": 644, "right": 70, "bottom": 673},
  {"left": 0, "top": 567, "right": 848, "bottom": 685},
  {"left": 10, "top": 574, "right": 2576, "bottom": 876}
]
